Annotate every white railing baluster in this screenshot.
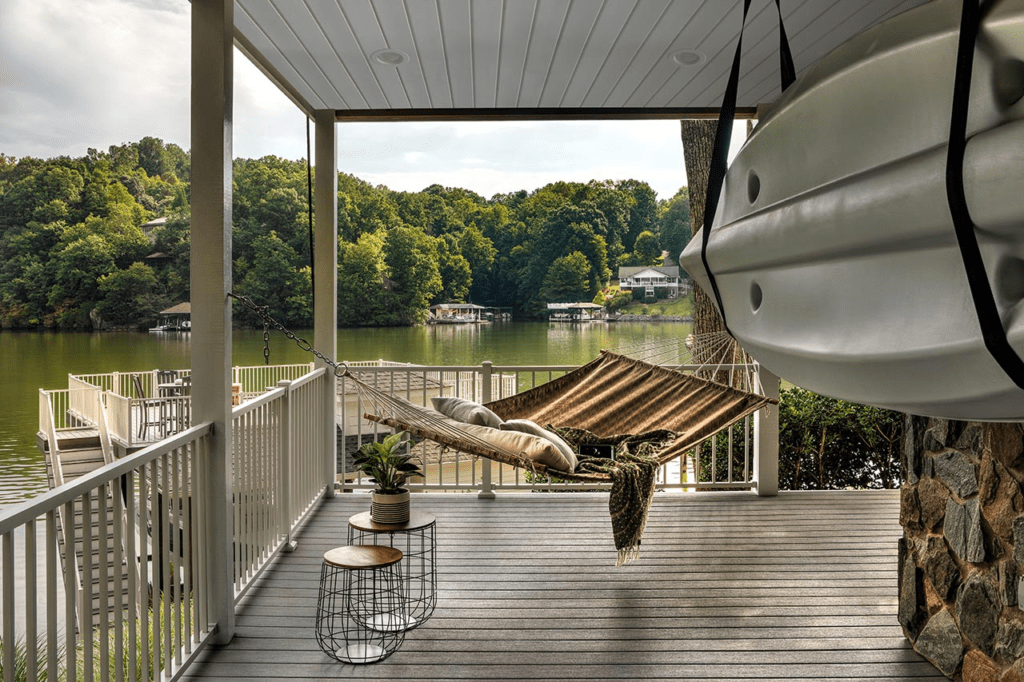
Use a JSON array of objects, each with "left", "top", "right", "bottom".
[
  {"left": 3, "top": 530, "right": 14, "bottom": 682},
  {"left": 46, "top": 510, "right": 57, "bottom": 682},
  {"left": 112, "top": 478, "right": 124, "bottom": 682},
  {"left": 138, "top": 463, "right": 149, "bottom": 682},
  {"left": 82, "top": 489, "right": 94, "bottom": 681},
  {"left": 171, "top": 447, "right": 182, "bottom": 668},
  {"left": 161, "top": 454, "right": 171, "bottom": 679},
  {"left": 63, "top": 499, "right": 76, "bottom": 679},
  {"left": 25, "top": 518, "right": 37, "bottom": 682},
  {"left": 150, "top": 459, "right": 161, "bottom": 681},
  {"left": 99, "top": 482, "right": 111, "bottom": 681}
]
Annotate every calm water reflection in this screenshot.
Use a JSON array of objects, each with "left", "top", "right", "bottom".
[{"left": 1, "top": 321, "right": 690, "bottom": 507}]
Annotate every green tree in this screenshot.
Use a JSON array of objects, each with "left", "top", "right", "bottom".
[
  {"left": 47, "top": 234, "right": 116, "bottom": 328},
  {"left": 658, "top": 186, "right": 691, "bottom": 271},
  {"left": 540, "top": 252, "right": 591, "bottom": 303},
  {"left": 381, "top": 226, "right": 442, "bottom": 325},
  {"left": 435, "top": 235, "right": 471, "bottom": 303},
  {"left": 457, "top": 224, "right": 496, "bottom": 302},
  {"left": 96, "top": 262, "right": 160, "bottom": 328},
  {"left": 778, "top": 387, "right": 903, "bottom": 490},
  {"left": 235, "top": 231, "right": 308, "bottom": 326},
  {"left": 632, "top": 230, "right": 662, "bottom": 265},
  {"left": 337, "top": 232, "right": 386, "bottom": 327}
]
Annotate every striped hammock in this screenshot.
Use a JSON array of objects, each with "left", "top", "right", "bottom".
[{"left": 347, "top": 351, "right": 777, "bottom": 565}]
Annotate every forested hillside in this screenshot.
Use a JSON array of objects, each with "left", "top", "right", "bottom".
[{"left": 0, "top": 138, "right": 691, "bottom": 330}]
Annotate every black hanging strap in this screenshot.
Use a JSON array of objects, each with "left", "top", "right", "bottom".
[
  {"left": 774, "top": 0, "right": 797, "bottom": 90},
  {"left": 946, "top": 0, "right": 1024, "bottom": 390},
  {"left": 306, "top": 117, "right": 315, "bottom": 309},
  {"left": 700, "top": 0, "right": 794, "bottom": 334}
]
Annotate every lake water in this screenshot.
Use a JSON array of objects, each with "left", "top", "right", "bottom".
[{"left": 0, "top": 320, "right": 691, "bottom": 507}]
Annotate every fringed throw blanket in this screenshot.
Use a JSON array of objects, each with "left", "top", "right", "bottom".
[{"left": 553, "top": 427, "right": 678, "bottom": 566}]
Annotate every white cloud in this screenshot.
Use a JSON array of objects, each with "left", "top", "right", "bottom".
[{"left": 0, "top": 0, "right": 751, "bottom": 201}]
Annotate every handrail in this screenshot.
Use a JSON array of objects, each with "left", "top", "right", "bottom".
[{"left": 0, "top": 423, "right": 213, "bottom": 534}]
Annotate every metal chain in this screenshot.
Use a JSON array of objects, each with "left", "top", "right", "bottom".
[
  {"left": 263, "top": 311, "right": 271, "bottom": 366},
  {"left": 229, "top": 292, "right": 348, "bottom": 377}
]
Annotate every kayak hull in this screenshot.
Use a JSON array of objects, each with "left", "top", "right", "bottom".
[{"left": 680, "top": 0, "right": 1024, "bottom": 420}]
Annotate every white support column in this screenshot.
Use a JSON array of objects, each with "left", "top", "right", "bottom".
[
  {"left": 754, "top": 364, "right": 780, "bottom": 497},
  {"left": 191, "top": 0, "right": 235, "bottom": 644},
  {"left": 314, "top": 110, "right": 338, "bottom": 498}
]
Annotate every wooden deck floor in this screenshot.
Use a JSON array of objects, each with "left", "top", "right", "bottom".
[{"left": 183, "top": 490, "right": 944, "bottom": 681}]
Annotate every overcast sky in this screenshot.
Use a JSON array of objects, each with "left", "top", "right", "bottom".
[{"left": 0, "top": 0, "right": 746, "bottom": 201}]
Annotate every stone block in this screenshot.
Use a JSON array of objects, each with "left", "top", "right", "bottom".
[
  {"left": 947, "top": 497, "right": 986, "bottom": 564},
  {"left": 997, "top": 613, "right": 1024, "bottom": 662},
  {"left": 957, "top": 573, "right": 1001, "bottom": 656},
  {"left": 957, "top": 423, "right": 986, "bottom": 459},
  {"left": 923, "top": 535, "right": 961, "bottom": 603},
  {"left": 963, "top": 649, "right": 1001, "bottom": 682},
  {"left": 901, "top": 487, "right": 921, "bottom": 530},
  {"left": 999, "top": 559, "right": 1020, "bottom": 608},
  {"left": 987, "top": 423, "right": 1024, "bottom": 473},
  {"left": 934, "top": 448, "right": 980, "bottom": 500},
  {"left": 904, "top": 414, "right": 924, "bottom": 485},
  {"left": 980, "top": 455, "right": 1024, "bottom": 545},
  {"left": 919, "top": 476, "right": 951, "bottom": 531},
  {"left": 1001, "top": 658, "right": 1024, "bottom": 682},
  {"left": 925, "top": 418, "right": 951, "bottom": 451},
  {"left": 914, "top": 608, "right": 964, "bottom": 678},
  {"left": 1013, "top": 516, "right": 1024, "bottom": 566},
  {"left": 900, "top": 538, "right": 926, "bottom": 639}
]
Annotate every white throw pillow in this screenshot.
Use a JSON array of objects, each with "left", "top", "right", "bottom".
[
  {"left": 499, "top": 419, "right": 577, "bottom": 472},
  {"left": 430, "top": 396, "right": 504, "bottom": 428}
]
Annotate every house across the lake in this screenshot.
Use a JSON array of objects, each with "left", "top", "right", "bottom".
[{"left": 618, "top": 265, "right": 687, "bottom": 299}]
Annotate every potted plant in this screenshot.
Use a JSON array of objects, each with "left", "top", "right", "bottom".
[{"left": 352, "top": 432, "right": 423, "bottom": 524}]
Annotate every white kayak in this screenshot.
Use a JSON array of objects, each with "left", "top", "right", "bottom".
[{"left": 679, "top": 0, "right": 1024, "bottom": 420}]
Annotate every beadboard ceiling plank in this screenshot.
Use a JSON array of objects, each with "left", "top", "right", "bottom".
[{"left": 235, "top": 0, "right": 329, "bottom": 110}]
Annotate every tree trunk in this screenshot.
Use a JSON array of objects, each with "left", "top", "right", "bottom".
[{"left": 680, "top": 119, "right": 747, "bottom": 383}]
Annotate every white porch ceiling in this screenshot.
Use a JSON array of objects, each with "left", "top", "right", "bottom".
[{"left": 233, "top": 0, "right": 930, "bottom": 119}]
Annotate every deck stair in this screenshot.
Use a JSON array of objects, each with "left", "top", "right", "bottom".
[
  {"left": 36, "top": 427, "right": 101, "bottom": 453},
  {"left": 44, "top": 442, "right": 135, "bottom": 627}
]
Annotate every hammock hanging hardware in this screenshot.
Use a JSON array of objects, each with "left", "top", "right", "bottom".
[{"left": 229, "top": 292, "right": 349, "bottom": 376}]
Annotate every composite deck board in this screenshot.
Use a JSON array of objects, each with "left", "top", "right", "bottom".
[{"left": 183, "top": 490, "right": 944, "bottom": 681}]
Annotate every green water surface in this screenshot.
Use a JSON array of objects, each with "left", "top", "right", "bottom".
[{"left": 0, "top": 321, "right": 690, "bottom": 506}]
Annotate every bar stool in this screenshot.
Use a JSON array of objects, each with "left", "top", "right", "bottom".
[{"left": 315, "top": 545, "right": 407, "bottom": 664}]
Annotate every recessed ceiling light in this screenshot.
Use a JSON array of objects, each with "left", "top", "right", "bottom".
[
  {"left": 670, "top": 50, "right": 706, "bottom": 67},
  {"left": 371, "top": 49, "right": 408, "bottom": 66}
]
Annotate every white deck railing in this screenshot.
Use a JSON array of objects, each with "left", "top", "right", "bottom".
[
  {"left": 1, "top": 424, "right": 216, "bottom": 682},
  {"left": 14, "top": 366, "right": 333, "bottom": 681},
  {"left": 230, "top": 368, "right": 327, "bottom": 598},
  {"left": 339, "top": 362, "right": 769, "bottom": 492}
]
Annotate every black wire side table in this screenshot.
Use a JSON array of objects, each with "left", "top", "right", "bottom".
[
  {"left": 315, "top": 545, "right": 407, "bottom": 664},
  {"left": 348, "top": 511, "right": 437, "bottom": 630}
]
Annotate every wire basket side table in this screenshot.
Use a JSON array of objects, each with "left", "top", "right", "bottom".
[
  {"left": 348, "top": 511, "right": 437, "bottom": 629},
  {"left": 315, "top": 545, "right": 407, "bottom": 664}
]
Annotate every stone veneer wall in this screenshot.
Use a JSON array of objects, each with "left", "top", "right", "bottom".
[{"left": 900, "top": 417, "right": 1024, "bottom": 680}]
